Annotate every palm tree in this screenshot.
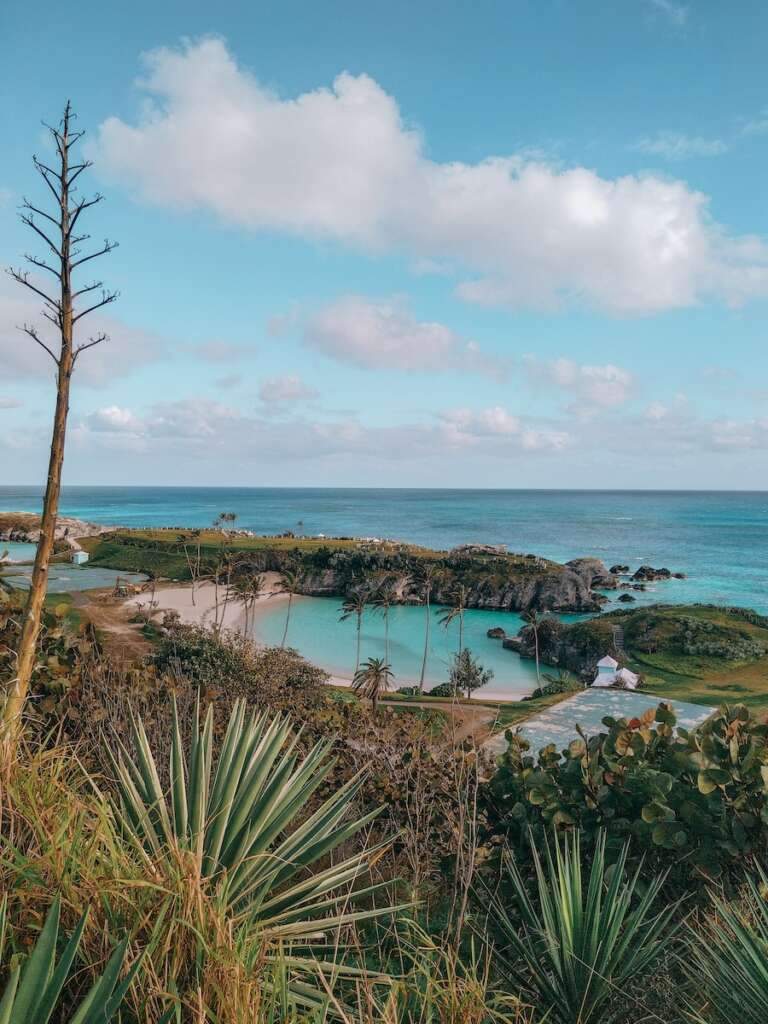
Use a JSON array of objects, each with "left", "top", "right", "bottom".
[
  {"left": 521, "top": 607, "right": 547, "bottom": 684},
  {"left": 438, "top": 583, "right": 469, "bottom": 655},
  {"left": 352, "top": 656, "right": 394, "bottom": 715},
  {"left": 370, "top": 573, "right": 397, "bottom": 665},
  {"left": 273, "top": 567, "right": 303, "bottom": 647},
  {"left": 339, "top": 585, "right": 370, "bottom": 673},
  {"left": 228, "top": 568, "right": 265, "bottom": 634},
  {"left": 413, "top": 563, "right": 443, "bottom": 694}
]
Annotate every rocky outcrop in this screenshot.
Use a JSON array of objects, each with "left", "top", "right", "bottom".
[
  {"left": 631, "top": 565, "right": 686, "bottom": 582},
  {"left": 231, "top": 545, "right": 608, "bottom": 612},
  {"left": 566, "top": 558, "right": 619, "bottom": 590},
  {"left": 487, "top": 627, "right": 506, "bottom": 639},
  {"left": 0, "top": 513, "right": 113, "bottom": 546},
  {"left": 610, "top": 564, "right": 630, "bottom": 574},
  {"left": 618, "top": 593, "right": 636, "bottom": 602}
]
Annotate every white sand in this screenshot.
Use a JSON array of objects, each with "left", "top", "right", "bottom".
[{"left": 124, "top": 574, "right": 287, "bottom": 632}]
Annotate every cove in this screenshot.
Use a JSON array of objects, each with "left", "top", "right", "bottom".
[{"left": 251, "top": 595, "right": 588, "bottom": 699}]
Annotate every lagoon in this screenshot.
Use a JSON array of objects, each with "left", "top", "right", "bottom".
[{"left": 251, "top": 594, "right": 576, "bottom": 698}]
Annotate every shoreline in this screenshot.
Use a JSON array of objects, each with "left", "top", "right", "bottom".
[
  {"left": 125, "top": 581, "right": 531, "bottom": 701},
  {"left": 124, "top": 576, "right": 289, "bottom": 634}
]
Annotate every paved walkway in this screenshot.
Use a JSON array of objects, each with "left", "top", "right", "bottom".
[{"left": 484, "top": 688, "right": 714, "bottom": 757}]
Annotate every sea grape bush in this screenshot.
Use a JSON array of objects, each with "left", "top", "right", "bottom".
[{"left": 483, "top": 701, "right": 768, "bottom": 884}]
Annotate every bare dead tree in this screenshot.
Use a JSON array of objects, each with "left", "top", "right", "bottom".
[{"left": 1, "top": 102, "right": 118, "bottom": 748}]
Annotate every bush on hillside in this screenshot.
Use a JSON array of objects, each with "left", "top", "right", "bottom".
[{"left": 483, "top": 701, "right": 768, "bottom": 887}]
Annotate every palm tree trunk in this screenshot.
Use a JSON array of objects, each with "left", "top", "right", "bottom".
[
  {"left": 534, "top": 627, "right": 540, "bottom": 684},
  {"left": 419, "top": 591, "right": 430, "bottom": 694},
  {"left": 458, "top": 610, "right": 464, "bottom": 655},
  {"left": 355, "top": 613, "right": 361, "bottom": 673},
  {"left": 281, "top": 593, "right": 292, "bottom": 647}
]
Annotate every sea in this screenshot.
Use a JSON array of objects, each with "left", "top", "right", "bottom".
[{"left": 2, "top": 486, "right": 766, "bottom": 696}]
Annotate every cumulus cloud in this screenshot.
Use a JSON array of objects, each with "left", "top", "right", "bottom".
[
  {"left": 74, "top": 397, "right": 573, "bottom": 464},
  {"left": 440, "top": 407, "right": 571, "bottom": 451},
  {"left": 0, "top": 279, "right": 162, "bottom": 385},
  {"left": 632, "top": 132, "right": 727, "bottom": 160},
  {"left": 91, "top": 38, "right": 768, "bottom": 314},
  {"left": 303, "top": 295, "right": 506, "bottom": 376},
  {"left": 525, "top": 357, "right": 634, "bottom": 409},
  {"left": 85, "top": 405, "right": 143, "bottom": 433},
  {"left": 258, "top": 374, "right": 319, "bottom": 404}
]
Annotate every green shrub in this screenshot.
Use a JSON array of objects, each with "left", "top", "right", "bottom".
[{"left": 483, "top": 702, "right": 768, "bottom": 885}]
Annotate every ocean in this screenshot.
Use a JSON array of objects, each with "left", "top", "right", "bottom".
[
  {"left": 2, "top": 486, "right": 766, "bottom": 694},
  {"left": 2, "top": 485, "right": 766, "bottom": 611}
]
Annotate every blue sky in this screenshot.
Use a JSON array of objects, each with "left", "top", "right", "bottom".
[{"left": 1, "top": 0, "right": 767, "bottom": 487}]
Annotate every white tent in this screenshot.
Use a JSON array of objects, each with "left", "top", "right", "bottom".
[{"left": 592, "top": 655, "right": 639, "bottom": 690}]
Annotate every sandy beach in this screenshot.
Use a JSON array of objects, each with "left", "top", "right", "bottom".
[
  {"left": 124, "top": 579, "right": 526, "bottom": 701},
  {"left": 124, "top": 574, "right": 288, "bottom": 633}
]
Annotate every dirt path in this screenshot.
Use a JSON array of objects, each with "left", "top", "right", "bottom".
[
  {"left": 72, "top": 590, "right": 154, "bottom": 664},
  {"left": 384, "top": 698, "right": 499, "bottom": 745}
]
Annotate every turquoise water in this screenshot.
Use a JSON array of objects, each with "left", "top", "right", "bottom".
[
  {"left": 252, "top": 595, "right": 554, "bottom": 696},
  {"left": 0, "top": 541, "right": 36, "bottom": 562},
  {"left": 2, "top": 486, "right": 765, "bottom": 694},
  {"left": 2, "top": 565, "right": 147, "bottom": 593},
  {"left": 1, "top": 486, "right": 765, "bottom": 612}
]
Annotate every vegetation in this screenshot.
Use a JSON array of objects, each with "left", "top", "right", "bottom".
[
  {"left": 352, "top": 656, "right": 394, "bottom": 714},
  {"left": 449, "top": 648, "right": 494, "bottom": 699},
  {"left": 482, "top": 832, "right": 679, "bottom": 1024},
  {"left": 484, "top": 700, "right": 768, "bottom": 884},
  {"left": 518, "top": 603, "right": 768, "bottom": 709},
  {"left": 3, "top": 590, "right": 768, "bottom": 1021}
]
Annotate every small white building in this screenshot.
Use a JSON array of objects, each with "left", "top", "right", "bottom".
[
  {"left": 71, "top": 550, "right": 89, "bottom": 565},
  {"left": 592, "top": 655, "right": 640, "bottom": 690}
]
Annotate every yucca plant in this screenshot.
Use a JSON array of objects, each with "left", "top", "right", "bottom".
[
  {"left": 0, "top": 894, "right": 138, "bottom": 1024},
  {"left": 684, "top": 865, "right": 768, "bottom": 1023},
  {"left": 108, "top": 698, "right": 395, "bottom": 941},
  {"left": 483, "top": 831, "right": 678, "bottom": 1024}
]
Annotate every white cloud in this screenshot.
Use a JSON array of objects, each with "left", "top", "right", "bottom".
[
  {"left": 85, "top": 405, "right": 143, "bottom": 433},
  {"left": 91, "top": 38, "right": 768, "bottom": 315},
  {"left": 303, "top": 295, "right": 506, "bottom": 376},
  {"left": 440, "top": 406, "right": 571, "bottom": 451},
  {"left": 740, "top": 109, "right": 768, "bottom": 137},
  {"left": 643, "top": 0, "right": 688, "bottom": 25},
  {"left": 74, "top": 397, "right": 573, "bottom": 464},
  {"left": 258, "top": 374, "right": 319, "bottom": 403},
  {"left": 633, "top": 132, "right": 727, "bottom": 160},
  {"left": 0, "top": 396, "right": 21, "bottom": 410},
  {"left": 526, "top": 357, "right": 634, "bottom": 408}
]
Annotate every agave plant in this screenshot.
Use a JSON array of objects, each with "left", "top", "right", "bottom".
[
  {"left": 0, "top": 894, "right": 138, "bottom": 1024},
  {"left": 108, "top": 699, "right": 394, "bottom": 941},
  {"left": 483, "top": 831, "right": 678, "bottom": 1024},
  {"left": 684, "top": 865, "right": 768, "bottom": 1023}
]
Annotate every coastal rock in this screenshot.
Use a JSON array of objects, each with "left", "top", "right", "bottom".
[
  {"left": 487, "top": 627, "right": 506, "bottom": 639},
  {"left": 566, "top": 557, "right": 618, "bottom": 590},
  {"left": 502, "top": 636, "right": 522, "bottom": 651},
  {"left": 0, "top": 513, "right": 113, "bottom": 546},
  {"left": 618, "top": 593, "right": 636, "bottom": 603},
  {"left": 631, "top": 565, "right": 679, "bottom": 582},
  {"left": 610, "top": 564, "right": 630, "bottom": 574}
]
